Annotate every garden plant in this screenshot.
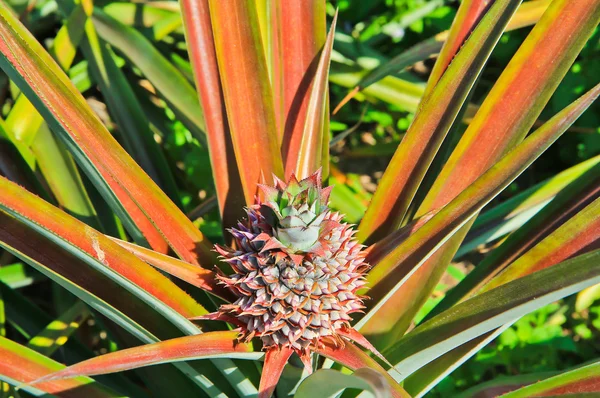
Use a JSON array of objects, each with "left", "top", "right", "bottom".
[{"left": 0, "top": 0, "right": 599, "bottom": 397}]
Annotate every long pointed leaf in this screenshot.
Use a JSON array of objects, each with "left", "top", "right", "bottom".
[
  {"left": 432, "top": 162, "right": 600, "bottom": 316},
  {"left": 291, "top": 11, "right": 336, "bottom": 179},
  {"left": 209, "top": 0, "right": 284, "bottom": 203},
  {"left": 33, "top": 330, "right": 258, "bottom": 383},
  {"left": 296, "top": 368, "right": 392, "bottom": 398},
  {"left": 357, "top": 0, "right": 520, "bottom": 244},
  {"left": 383, "top": 250, "right": 600, "bottom": 380},
  {"left": 0, "top": 336, "right": 117, "bottom": 398},
  {"left": 0, "top": 176, "right": 207, "bottom": 322},
  {"left": 502, "top": 360, "right": 600, "bottom": 397},
  {"left": 316, "top": 342, "right": 409, "bottom": 398},
  {"left": 276, "top": 1, "right": 328, "bottom": 178},
  {"left": 367, "top": 0, "right": 600, "bottom": 344},
  {"left": 58, "top": 0, "right": 182, "bottom": 206},
  {"left": 359, "top": 83, "right": 600, "bottom": 342},
  {"left": 457, "top": 155, "right": 600, "bottom": 258},
  {"left": 90, "top": 8, "right": 207, "bottom": 142},
  {"left": 0, "top": 3, "right": 215, "bottom": 264},
  {"left": 179, "top": 0, "right": 245, "bottom": 230},
  {"left": 111, "top": 237, "right": 232, "bottom": 301},
  {"left": 422, "top": 0, "right": 491, "bottom": 99}
]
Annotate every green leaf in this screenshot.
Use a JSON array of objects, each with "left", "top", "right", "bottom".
[
  {"left": 358, "top": 0, "right": 521, "bottom": 244},
  {"left": 90, "top": 7, "right": 206, "bottom": 143},
  {"left": 431, "top": 162, "right": 600, "bottom": 317},
  {"left": 457, "top": 155, "right": 600, "bottom": 257},
  {"left": 0, "top": 3, "right": 215, "bottom": 264},
  {"left": 359, "top": 83, "right": 600, "bottom": 346},
  {"left": 502, "top": 360, "right": 600, "bottom": 397},
  {"left": 56, "top": 0, "right": 182, "bottom": 208},
  {"left": 316, "top": 342, "right": 409, "bottom": 398},
  {"left": 27, "top": 301, "right": 90, "bottom": 357},
  {"left": 296, "top": 368, "right": 392, "bottom": 398},
  {"left": 0, "top": 336, "right": 118, "bottom": 397},
  {"left": 362, "top": 0, "right": 600, "bottom": 345},
  {"left": 383, "top": 250, "right": 600, "bottom": 380}
]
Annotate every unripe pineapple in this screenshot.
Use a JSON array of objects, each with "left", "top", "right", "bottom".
[{"left": 215, "top": 170, "right": 370, "bottom": 363}]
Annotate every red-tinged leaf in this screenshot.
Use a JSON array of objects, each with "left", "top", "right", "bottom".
[
  {"left": 418, "top": 0, "right": 600, "bottom": 215},
  {"left": 358, "top": 84, "right": 600, "bottom": 345},
  {"left": 481, "top": 197, "right": 600, "bottom": 294},
  {"left": 267, "top": 1, "right": 284, "bottom": 136},
  {"left": 258, "top": 347, "right": 293, "bottom": 398},
  {"left": 337, "top": 327, "right": 391, "bottom": 368},
  {"left": 31, "top": 330, "right": 255, "bottom": 384},
  {"left": 357, "top": 0, "right": 521, "bottom": 244},
  {"left": 367, "top": 0, "right": 600, "bottom": 344},
  {"left": 0, "top": 176, "right": 207, "bottom": 321},
  {"left": 404, "top": 327, "right": 510, "bottom": 397},
  {"left": 457, "top": 155, "right": 600, "bottom": 258},
  {"left": 0, "top": 3, "right": 215, "bottom": 265},
  {"left": 423, "top": 0, "right": 491, "bottom": 99},
  {"left": 208, "top": 0, "right": 284, "bottom": 204},
  {"left": 0, "top": 336, "right": 116, "bottom": 398},
  {"left": 0, "top": 211, "right": 185, "bottom": 340},
  {"left": 333, "top": 0, "right": 552, "bottom": 112},
  {"left": 275, "top": 1, "right": 328, "bottom": 178},
  {"left": 501, "top": 360, "right": 600, "bottom": 397},
  {"left": 430, "top": 162, "right": 600, "bottom": 317},
  {"left": 110, "top": 237, "right": 234, "bottom": 302},
  {"left": 189, "top": 312, "right": 246, "bottom": 328},
  {"left": 289, "top": 10, "right": 335, "bottom": 180},
  {"left": 316, "top": 342, "right": 409, "bottom": 398},
  {"left": 365, "top": 211, "right": 436, "bottom": 267},
  {"left": 383, "top": 251, "right": 600, "bottom": 380},
  {"left": 179, "top": 0, "right": 245, "bottom": 230}
]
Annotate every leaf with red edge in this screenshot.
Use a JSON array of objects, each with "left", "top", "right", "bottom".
[
  {"left": 357, "top": 0, "right": 521, "bottom": 244},
  {"left": 361, "top": 0, "right": 600, "bottom": 347},
  {"left": 316, "top": 342, "right": 409, "bottom": 398},
  {"left": 501, "top": 360, "right": 600, "bottom": 397},
  {"left": 0, "top": 336, "right": 117, "bottom": 397},
  {"left": 110, "top": 237, "right": 234, "bottom": 302},
  {"left": 275, "top": 1, "right": 328, "bottom": 179},
  {"left": 179, "top": 0, "right": 245, "bottom": 230},
  {"left": 333, "top": 0, "right": 552, "bottom": 112},
  {"left": 0, "top": 176, "right": 207, "bottom": 329},
  {"left": 0, "top": 2, "right": 215, "bottom": 265},
  {"left": 289, "top": 9, "right": 335, "bottom": 180},
  {"left": 258, "top": 347, "right": 293, "bottom": 398},
  {"left": 359, "top": 83, "right": 600, "bottom": 344},
  {"left": 30, "top": 331, "right": 258, "bottom": 384},
  {"left": 430, "top": 162, "right": 600, "bottom": 317},
  {"left": 481, "top": 197, "right": 600, "bottom": 294},
  {"left": 383, "top": 250, "right": 600, "bottom": 381},
  {"left": 208, "top": 0, "right": 284, "bottom": 204},
  {"left": 423, "top": 0, "right": 492, "bottom": 98}
]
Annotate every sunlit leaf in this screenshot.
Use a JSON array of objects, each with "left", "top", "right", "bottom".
[
  {"left": 384, "top": 250, "right": 600, "bottom": 380},
  {"left": 358, "top": 0, "right": 521, "bottom": 244}
]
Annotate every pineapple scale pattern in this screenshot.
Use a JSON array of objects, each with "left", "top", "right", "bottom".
[{"left": 216, "top": 171, "right": 369, "bottom": 357}]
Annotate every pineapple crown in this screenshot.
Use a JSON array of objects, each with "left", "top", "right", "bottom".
[{"left": 258, "top": 169, "right": 335, "bottom": 253}]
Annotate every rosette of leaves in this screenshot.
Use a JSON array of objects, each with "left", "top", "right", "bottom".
[{"left": 0, "top": 0, "right": 599, "bottom": 398}]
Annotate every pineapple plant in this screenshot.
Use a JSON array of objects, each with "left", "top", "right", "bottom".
[{"left": 0, "top": 0, "right": 598, "bottom": 397}]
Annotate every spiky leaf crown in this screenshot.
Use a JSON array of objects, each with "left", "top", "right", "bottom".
[{"left": 216, "top": 170, "right": 369, "bottom": 359}]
